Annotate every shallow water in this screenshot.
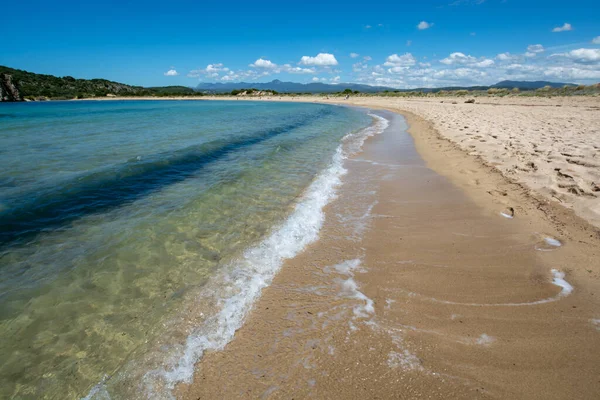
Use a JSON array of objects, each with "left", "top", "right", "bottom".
[{"left": 0, "top": 100, "right": 372, "bottom": 399}]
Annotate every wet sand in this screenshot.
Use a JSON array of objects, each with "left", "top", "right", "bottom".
[{"left": 177, "top": 110, "right": 600, "bottom": 399}]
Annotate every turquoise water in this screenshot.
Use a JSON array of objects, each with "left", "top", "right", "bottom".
[{"left": 0, "top": 100, "right": 373, "bottom": 399}]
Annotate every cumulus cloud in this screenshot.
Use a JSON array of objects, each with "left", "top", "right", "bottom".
[
  {"left": 249, "top": 58, "right": 277, "bottom": 68},
  {"left": 352, "top": 43, "right": 600, "bottom": 89},
  {"left": 363, "top": 55, "right": 372, "bottom": 61},
  {"left": 206, "top": 63, "right": 228, "bottom": 73},
  {"left": 474, "top": 59, "right": 495, "bottom": 67},
  {"left": 553, "top": 48, "right": 600, "bottom": 64},
  {"left": 331, "top": 76, "right": 341, "bottom": 83},
  {"left": 592, "top": 36, "right": 600, "bottom": 44},
  {"left": 353, "top": 62, "right": 368, "bottom": 72},
  {"left": 384, "top": 53, "right": 417, "bottom": 67},
  {"left": 164, "top": 69, "right": 178, "bottom": 76},
  {"left": 417, "top": 21, "right": 433, "bottom": 30},
  {"left": 552, "top": 23, "right": 572, "bottom": 32},
  {"left": 187, "top": 63, "right": 229, "bottom": 78},
  {"left": 496, "top": 52, "right": 517, "bottom": 61},
  {"left": 299, "top": 53, "right": 339, "bottom": 66},
  {"left": 439, "top": 52, "right": 493, "bottom": 67},
  {"left": 283, "top": 65, "right": 316, "bottom": 74},
  {"left": 350, "top": 53, "right": 360, "bottom": 58},
  {"left": 543, "top": 66, "right": 600, "bottom": 80},
  {"left": 527, "top": 44, "right": 545, "bottom": 53},
  {"left": 440, "top": 52, "right": 476, "bottom": 65},
  {"left": 440, "top": 52, "right": 495, "bottom": 68}
]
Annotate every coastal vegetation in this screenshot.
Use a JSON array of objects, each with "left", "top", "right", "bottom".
[{"left": 0, "top": 66, "right": 200, "bottom": 101}]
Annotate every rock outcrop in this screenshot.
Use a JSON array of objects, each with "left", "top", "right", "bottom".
[{"left": 0, "top": 73, "right": 22, "bottom": 102}]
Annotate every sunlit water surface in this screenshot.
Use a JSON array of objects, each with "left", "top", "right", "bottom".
[{"left": 0, "top": 100, "right": 372, "bottom": 399}]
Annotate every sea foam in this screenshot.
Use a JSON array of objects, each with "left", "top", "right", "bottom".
[{"left": 82, "top": 113, "right": 390, "bottom": 399}]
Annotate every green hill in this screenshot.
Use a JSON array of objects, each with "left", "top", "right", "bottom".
[{"left": 0, "top": 66, "right": 197, "bottom": 101}]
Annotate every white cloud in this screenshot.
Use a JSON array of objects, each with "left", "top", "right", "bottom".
[
  {"left": 283, "top": 65, "right": 316, "bottom": 74},
  {"left": 365, "top": 25, "right": 372, "bottom": 29},
  {"left": 406, "top": 40, "right": 412, "bottom": 46},
  {"left": 527, "top": 44, "right": 545, "bottom": 53},
  {"left": 363, "top": 56, "right": 372, "bottom": 61},
  {"left": 164, "top": 69, "right": 178, "bottom": 76},
  {"left": 249, "top": 58, "right": 277, "bottom": 69},
  {"left": 312, "top": 77, "right": 327, "bottom": 82},
  {"left": 350, "top": 52, "right": 360, "bottom": 58},
  {"left": 331, "top": 76, "right": 341, "bottom": 83},
  {"left": 440, "top": 52, "right": 494, "bottom": 67},
  {"left": 206, "top": 63, "right": 228, "bottom": 73},
  {"left": 544, "top": 66, "right": 600, "bottom": 80},
  {"left": 592, "top": 36, "right": 600, "bottom": 44},
  {"left": 440, "top": 52, "right": 476, "bottom": 65},
  {"left": 417, "top": 21, "right": 433, "bottom": 30},
  {"left": 299, "top": 53, "right": 339, "bottom": 66},
  {"left": 353, "top": 43, "right": 600, "bottom": 88},
  {"left": 433, "top": 67, "right": 488, "bottom": 81},
  {"left": 552, "top": 23, "right": 572, "bottom": 33},
  {"left": 554, "top": 48, "right": 600, "bottom": 64},
  {"left": 496, "top": 52, "right": 517, "bottom": 61},
  {"left": 474, "top": 59, "right": 495, "bottom": 67},
  {"left": 353, "top": 62, "right": 368, "bottom": 72},
  {"left": 384, "top": 53, "right": 417, "bottom": 67},
  {"left": 187, "top": 64, "right": 228, "bottom": 78}
]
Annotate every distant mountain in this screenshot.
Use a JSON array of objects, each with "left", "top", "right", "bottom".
[
  {"left": 196, "top": 79, "right": 397, "bottom": 94},
  {"left": 0, "top": 65, "right": 581, "bottom": 101},
  {"left": 197, "top": 79, "right": 578, "bottom": 94},
  {"left": 0, "top": 66, "right": 196, "bottom": 101},
  {"left": 491, "top": 80, "right": 576, "bottom": 89}
]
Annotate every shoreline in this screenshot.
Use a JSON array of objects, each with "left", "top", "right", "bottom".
[
  {"left": 67, "top": 95, "right": 600, "bottom": 231},
  {"left": 175, "top": 103, "right": 600, "bottom": 399}
]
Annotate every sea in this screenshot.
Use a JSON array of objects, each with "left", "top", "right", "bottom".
[{"left": 0, "top": 100, "right": 387, "bottom": 399}]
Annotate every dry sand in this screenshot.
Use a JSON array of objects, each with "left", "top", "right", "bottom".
[{"left": 174, "top": 105, "right": 600, "bottom": 399}]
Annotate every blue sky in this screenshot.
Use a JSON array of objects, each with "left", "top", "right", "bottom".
[{"left": 1, "top": 0, "right": 599, "bottom": 88}]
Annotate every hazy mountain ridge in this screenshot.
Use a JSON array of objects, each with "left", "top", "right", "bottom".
[
  {"left": 196, "top": 79, "right": 577, "bottom": 94},
  {"left": 0, "top": 65, "right": 581, "bottom": 101}
]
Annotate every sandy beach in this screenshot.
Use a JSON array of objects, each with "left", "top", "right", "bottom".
[
  {"left": 70, "top": 95, "right": 600, "bottom": 398},
  {"left": 168, "top": 99, "right": 600, "bottom": 399}
]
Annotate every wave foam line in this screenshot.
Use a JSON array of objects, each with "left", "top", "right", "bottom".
[
  {"left": 407, "top": 269, "right": 573, "bottom": 308},
  {"left": 88, "top": 113, "right": 390, "bottom": 399}
]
